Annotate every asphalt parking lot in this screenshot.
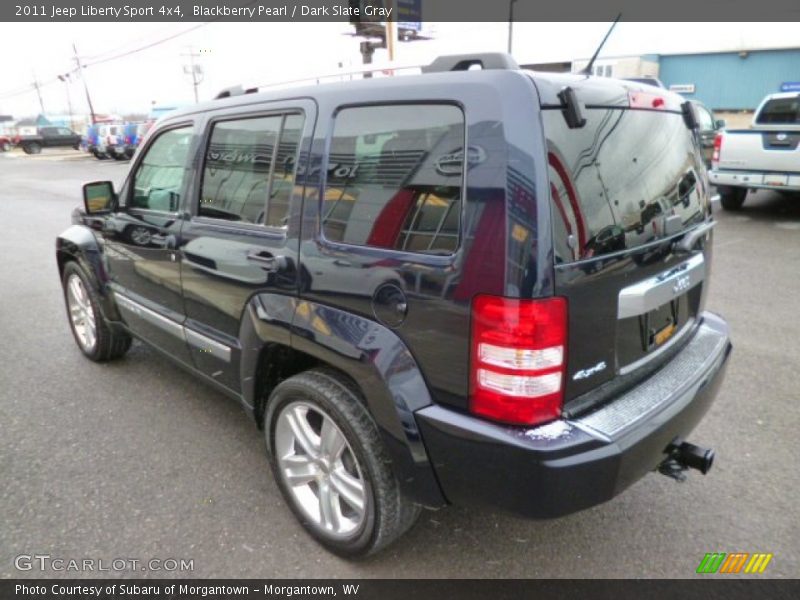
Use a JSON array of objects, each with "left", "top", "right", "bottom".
[{"left": 1, "top": 149, "right": 798, "bottom": 578}]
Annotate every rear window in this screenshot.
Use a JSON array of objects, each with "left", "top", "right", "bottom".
[
  {"left": 756, "top": 96, "right": 800, "bottom": 124},
  {"left": 322, "top": 104, "right": 465, "bottom": 255},
  {"left": 544, "top": 107, "right": 706, "bottom": 263}
]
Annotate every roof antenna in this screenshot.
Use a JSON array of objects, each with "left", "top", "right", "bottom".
[{"left": 582, "top": 14, "right": 622, "bottom": 76}]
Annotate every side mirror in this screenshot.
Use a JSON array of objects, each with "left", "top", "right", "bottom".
[
  {"left": 715, "top": 119, "right": 726, "bottom": 130},
  {"left": 83, "top": 180, "right": 115, "bottom": 214}
]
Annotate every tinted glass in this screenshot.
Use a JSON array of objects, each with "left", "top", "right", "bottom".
[
  {"left": 322, "top": 104, "right": 464, "bottom": 254},
  {"left": 545, "top": 108, "right": 705, "bottom": 263},
  {"left": 131, "top": 126, "right": 193, "bottom": 212},
  {"left": 200, "top": 114, "right": 303, "bottom": 226},
  {"left": 756, "top": 96, "right": 800, "bottom": 124}
]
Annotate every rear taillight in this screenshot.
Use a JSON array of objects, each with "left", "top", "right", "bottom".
[
  {"left": 469, "top": 296, "right": 568, "bottom": 426},
  {"left": 712, "top": 133, "right": 723, "bottom": 165}
]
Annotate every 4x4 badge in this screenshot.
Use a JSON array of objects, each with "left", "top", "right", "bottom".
[{"left": 573, "top": 361, "right": 607, "bottom": 381}]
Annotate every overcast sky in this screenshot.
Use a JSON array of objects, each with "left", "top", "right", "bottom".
[{"left": 1, "top": 21, "right": 798, "bottom": 118}]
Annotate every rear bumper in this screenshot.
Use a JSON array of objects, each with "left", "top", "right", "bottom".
[
  {"left": 415, "top": 312, "right": 731, "bottom": 518},
  {"left": 710, "top": 168, "right": 800, "bottom": 192}
]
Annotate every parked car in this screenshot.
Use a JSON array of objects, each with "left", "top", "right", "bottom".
[
  {"left": 56, "top": 53, "right": 731, "bottom": 557},
  {"left": 94, "top": 123, "right": 126, "bottom": 160},
  {"left": 688, "top": 99, "right": 726, "bottom": 167},
  {"left": 121, "top": 121, "right": 151, "bottom": 158},
  {"left": 710, "top": 92, "right": 800, "bottom": 209},
  {"left": 82, "top": 124, "right": 101, "bottom": 157},
  {"left": 15, "top": 126, "right": 81, "bottom": 154}
]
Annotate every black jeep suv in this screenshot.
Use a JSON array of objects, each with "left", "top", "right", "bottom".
[{"left": 57, "top": 53, "right": 731, "bottom": 557}]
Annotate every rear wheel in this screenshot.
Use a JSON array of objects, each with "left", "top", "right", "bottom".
[
  {"left": 265, "top": 369, "right": 420, "bottom": 557},
  {"left": 23, "top": 142, "right": 41, "bottom": 155},
  {"left": 720, "top": 187, "right": 747, "bottom": 211},
  {"left": 62, "top": 262, "right": 132, "bottom": 362}
]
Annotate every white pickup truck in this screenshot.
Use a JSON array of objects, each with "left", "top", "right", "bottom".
[{"left": 710, "top": 92, "right": 800, "bottom": 210}]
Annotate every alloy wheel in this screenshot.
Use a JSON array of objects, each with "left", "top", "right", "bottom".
[
  {"left": 274, "top": 401, "right": 367, "bottom": 539},
  {"left": 66, "top": 274, "right": 97, "bottom": 352}
]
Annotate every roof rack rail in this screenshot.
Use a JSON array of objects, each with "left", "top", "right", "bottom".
[
  {"left": 421, "top": 53, "right": 519, "bottom": 73},
  {"left": 213, "top": 53, "right": 518, "bottom": 100},
  {"left": 214, "top": 85, "right": 260, "bottom": 100}
]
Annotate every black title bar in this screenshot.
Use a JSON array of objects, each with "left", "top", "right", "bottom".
[{"left": 3, "top": 0, "right": 800, "bottom": 22}]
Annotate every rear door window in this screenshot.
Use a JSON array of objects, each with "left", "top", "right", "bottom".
[
  {"left": 322, "top": 104, "right": 465, "bottom": 255},
  {"left": 199, "top": 113, "right": 303, "bottom": 226},
  {"left": 544, "top": 107, "right": 705, "bottom": 263}
]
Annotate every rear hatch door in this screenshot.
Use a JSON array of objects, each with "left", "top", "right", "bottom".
[{"left": 532, "top": 76, "right": 713, "bottom": 414}]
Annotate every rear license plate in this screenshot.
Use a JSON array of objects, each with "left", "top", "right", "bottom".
[
  {"left": 640, "top": 300, "right": 679, "bottom": 351},
  {"left": 764, "top": 174, "right": 789, "bottom": 186}
]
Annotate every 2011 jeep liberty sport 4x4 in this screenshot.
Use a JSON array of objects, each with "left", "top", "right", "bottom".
[{"left": 57, "top": 53, "right": 731, "bottom": 557}]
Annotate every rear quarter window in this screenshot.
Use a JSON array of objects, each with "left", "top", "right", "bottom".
[{"left": 322, "top": 104, "right": 465, "bottom": 255}]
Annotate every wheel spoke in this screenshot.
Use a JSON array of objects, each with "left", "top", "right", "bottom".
[
  {"left": 318, "top": 481, "right": 340, "bottom": 531},
  {"left": 320, "top": 417, "right": 346, "bottom": 461},
  {"left": 286, "top": 407, "right": 320, "bottom": 459},
  {"left": 83, "top": 321, "right": 96, "bottom": 349},
  {"left": 69, "top": 277, "right": 87, "bottom": 311},
  {"left": 330, "top": 467, "right": 365, "bottom": 515},
  {"left": 281, "top": 454, "right": 317, "bottom": 486}
]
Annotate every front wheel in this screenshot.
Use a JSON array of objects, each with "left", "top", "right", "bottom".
[
  {"left": 720, "top": 187, "right": 747, "bottom": 211},
  {"left": 62, "top": 262, "right": 132, "bottom": 362},
  {"left": 265, "top": 369, "right": 420, "bottom": 557},
  {"left": 0, "top": 141, "right": 10, "bottom": 152},
  {"left": 22, "top": 142, "right": 41, "bottom": 155}
]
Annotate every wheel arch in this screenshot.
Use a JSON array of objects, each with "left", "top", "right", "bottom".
[
  {"left": 239, "top": 294, "right": 446, "bottom": 508},
  {"left": 56, "top": 225, "right": 122, "bottom": 322}
]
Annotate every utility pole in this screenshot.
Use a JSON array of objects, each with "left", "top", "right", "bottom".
[
  {"left": 57, "top": 74, "right": 76, "bottom": 131},
  {"left": 508, "top": 0, "right": 517, "bottom": 55},
  {"left": 32, "top": 71, "right": 45, "bottom": 114},
  {"left": 385, "top": 0, "right": 397, "bottom": 63},
  {"left": 73, "top": 43, "right": 97, "bottom": 125},
  {"left": 181, "top": 46, "right": 203, "bottom": 103}
]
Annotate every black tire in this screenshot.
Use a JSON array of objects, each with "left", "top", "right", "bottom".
[
  {"left": 265, "top": 369, "right": 420, "bottom": 557},
  {"left": 112, "top": 152, "right": 126, "bottom": 161},
  {"left": 25, "top": 142, "right": 42, "bottom": 154},
  {"left": 720, "top": 187, "right": 747, "bottom": 211},
  {"left": 61, "top": 261, "right": 132, "bottom": 362},
  {"left": 93, "top": 150, "right": 108, "bottom": 160}
]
